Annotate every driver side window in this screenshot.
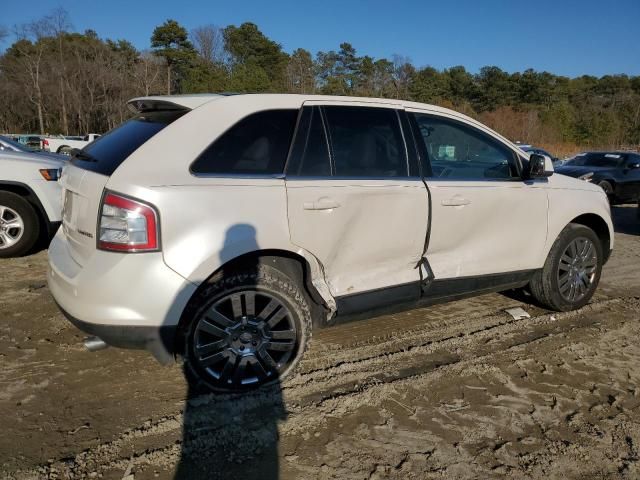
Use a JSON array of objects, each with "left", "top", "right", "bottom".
[{"left": 412, "top": 113, "right": 519, "bottom": 180}]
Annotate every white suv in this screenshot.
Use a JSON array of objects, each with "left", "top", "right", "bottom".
[
  {"left": 48, "top": 94, "right": 614, "bottom": 392},
  {"left": 0, "top": 150, "right": 63, "bottom": 257}
]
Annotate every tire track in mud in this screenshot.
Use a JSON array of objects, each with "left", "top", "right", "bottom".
[{"left": 6, "top": 296, "right": 637, "bottom": 479}]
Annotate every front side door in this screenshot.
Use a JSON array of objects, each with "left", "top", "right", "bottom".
[
  {"left": 285, "top": 104, "right": 429, "bottom": 300},
  {"left": 409, "top": 110, "right": 549, "bottom": 280},
  {"left": 619, "top": 154, "right": 640, "bottom": 202}
]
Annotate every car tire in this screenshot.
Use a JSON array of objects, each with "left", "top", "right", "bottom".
[
  {"left": 529, "top": 223, "right": 603, "bottom": 312},
  {"left": 183, "top": 263, "right": 312, "bottom": 393},
  {"left": 57, "top": 146, "right": 72, "bottom": 155},
  {"left": 597, "top": 180, "right": 614, "bottom": 200},
  {"left": 0, "top": 191, "right": 40, "bottom": 258}
]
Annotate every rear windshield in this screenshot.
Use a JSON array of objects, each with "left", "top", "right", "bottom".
[{"left": 71, "top": 110, "right": 187, "bottom": 176}]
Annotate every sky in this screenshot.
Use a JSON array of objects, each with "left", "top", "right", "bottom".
[{"left": 2, "top": 0, "right": 640, "bottom": 77}]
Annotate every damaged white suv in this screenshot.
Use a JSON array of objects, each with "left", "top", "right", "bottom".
[{"left": 48, "top": 94, "right": 613, "bottom": 393}]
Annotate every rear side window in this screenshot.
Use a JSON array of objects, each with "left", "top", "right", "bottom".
[
  {"left": 323, "top": 106, "right": 408, "bottom": 178},
  {"left": 286, "top": 107, "right": 331, "bottom": 176},
  {"left": 585, "top": 153, "right": 623, "bottom": 167},
  {"left": 191, "top": 110, "right": 298, "bottom": 175},
  {"left": 74, "top": 110, "right": 187, "bottom": 176}
]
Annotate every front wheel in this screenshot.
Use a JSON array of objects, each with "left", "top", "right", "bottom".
[
  {"left": 183, "top": 264, "right": 312, "bottom": 393},
  {"left": 529, "top": 223, "right": 603, "bottom": 311},
  {"left": 598, "top": 180, "right": 614, "bottom": 203},
  {"left": 0, "top": 192, "right": 40, "bottom": 258},
  {"left": 57, "top": 146, "right": 72, "bottom": 155}
]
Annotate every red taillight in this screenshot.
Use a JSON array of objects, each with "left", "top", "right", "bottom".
[{"left": 98, "top": 192, "right": 159, "bottom": 252}]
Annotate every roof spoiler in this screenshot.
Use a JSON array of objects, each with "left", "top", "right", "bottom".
[{"left": 127, "top": 98, "right": 191, "bottom": 114}]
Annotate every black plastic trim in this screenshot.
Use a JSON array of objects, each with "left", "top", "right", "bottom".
[
  {"left": 57, "top": 302, "right": 177, "bottom": 354},
  {"left": 333, "top": 269, "right": 537, "bottom": 323},
  {"left": 401, "top": 110, "right": 435, "bottom": 290},
  {"left": 335, "top": 281, "right": 421, "bottom": 316}
]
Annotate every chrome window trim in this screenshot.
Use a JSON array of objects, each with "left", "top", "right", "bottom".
[
  {"left": 191, "top": 173, "right": 286, "bottom": 179},
  {"left": 285, "top": 175, "right": 424, "bottom": 182}
]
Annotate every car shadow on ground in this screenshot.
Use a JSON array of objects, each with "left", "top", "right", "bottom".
[
  {"left": 611, "top": 204, "right": 640, "bottom": 236},
  {"left": 173, "top": 224, "right": 285, "bottom": 479}
]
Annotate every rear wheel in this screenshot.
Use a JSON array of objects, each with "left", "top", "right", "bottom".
[
  {"left": 0, "top": 192, "right": 40, "bottom": 258},
  {"left": 183, "top": 264, "right": 311, "bottom": 393},
  {"left": 529, "top": 223, "right": 603, "bottom": 311}
]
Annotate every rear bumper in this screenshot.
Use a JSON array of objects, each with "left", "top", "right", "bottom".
[
  {"left": 57, "top": 302, "right": 178, "bottom": 362},
  {"left": 47, "top": 229, "right": 197, "bottom": 363}
]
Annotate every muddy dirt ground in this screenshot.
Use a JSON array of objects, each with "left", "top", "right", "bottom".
[{"left": 1, "top": 205, "right": 639, "bottom": 480}]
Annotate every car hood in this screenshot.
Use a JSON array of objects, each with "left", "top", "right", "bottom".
[
  {"left": 0, "top": 150, "right": 65, "bottom": 168},
  {"left": 555, "top": 165, "right": 615, "bottom": 177}
]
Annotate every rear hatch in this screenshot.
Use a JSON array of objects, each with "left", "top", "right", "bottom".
[{"left": 60, "top": 108, "right": 188, "bottom": 266}]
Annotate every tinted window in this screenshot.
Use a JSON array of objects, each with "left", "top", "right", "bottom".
[
  {"left": 191, "top": 110, "right": 298, "bottom": 175},
  {"left": 565, "top": 153, "right": 623, "bottom": 168},
  {"left": 75, "top": 110, "right": 187, "bottom": 176},
  {"left": 413, "top": 114, "right": 517, "bottom": 179},
  {"left": 323, "top": 106, "right": 408, "bottom": 177},
  {"left": 586, "top": 153, "right": 623, "bottom": 167},
  {"left": 286, "top": 107, "right": 331, "bottom": 176}
]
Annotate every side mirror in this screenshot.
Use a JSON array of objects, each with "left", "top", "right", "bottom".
[{"left": 526, "top": 153, "right": 553, "bottom": 179}]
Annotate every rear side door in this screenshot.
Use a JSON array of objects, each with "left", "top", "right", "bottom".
[
  {"left": 285, "top": 103, "right": 429, "bottom": 305},
  {"left": 408, "top": 110, "right": 549, "bottom": 280}
]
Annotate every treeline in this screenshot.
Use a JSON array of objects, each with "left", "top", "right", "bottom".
[{"left": 2, "top": 9, "right": 639, "bottom": 153}]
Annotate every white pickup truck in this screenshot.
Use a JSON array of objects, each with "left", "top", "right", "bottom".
[{"left": 42, "top": 134, "right": 101, "bottom": 155}]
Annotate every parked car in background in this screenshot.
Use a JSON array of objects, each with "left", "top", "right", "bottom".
[
  {"left": 556, "top": 151, "right": 640, "bottom": 204},
  {"left": 0, "top": 135, "right": 37, "bottom": 153},
  {"left": 517, "top": 144, "right": 560, "bottom": 165},
  {"left": 49, "top": 93, "right": 613, "bottom": 393},
  {"left": 43, "top": 133, "right": 101, "bottom": 155},
  {"left": 0, "top": 150, "right": 63, "bottom": 257},
  {"left": 0, "top": 135, "right": 69, "bottom": 161},
  {"left": 16, "top": 135, "right": 45, "bottom": 151}
]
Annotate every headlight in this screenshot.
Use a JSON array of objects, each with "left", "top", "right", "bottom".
[
  {"left": 39, "top": 168, "right": 60, "bottom": 181},
  {"left": 578, "top": 172, "right": 594, "bottom": 182}
]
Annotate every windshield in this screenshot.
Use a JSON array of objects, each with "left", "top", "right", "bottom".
[
  {"left": 564, "top": 153, "right": 623, "bottom": 168},
  {"left": 72, "top": 110, "right": 187, "bottom": 176},
  {"left": 0, "top": 135, "right": 33, "bottom": 152}
]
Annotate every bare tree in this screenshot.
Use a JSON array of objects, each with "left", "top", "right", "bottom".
[
  {"left": 44, "top": 7, "right": 73, "bottom": 135},
  {"left": 286, "top": 48, "right": 315, "bottom": 93},
  {"left": 11, "top": 22, "right": 52, "bottom": 134},
  {"left": 392, "top": 54, "right": 413, "bottom": 100},
  {"left": 134, "top": 51, "right": 166, "bottom": 96},
  {"left": 191, "top": 24, "right": 227, "bottom": 65}
]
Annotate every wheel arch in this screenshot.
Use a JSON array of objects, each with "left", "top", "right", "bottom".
[
  {"left": 174, "top": 248, "right": 334, "bottom": 355},
  {"left": 0, "top": 181, "right": 53, "bottom": 236},
  {"left": 568, "top": 213, "right": 612, "bottom": 263}
]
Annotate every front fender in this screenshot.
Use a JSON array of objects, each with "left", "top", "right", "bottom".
[{"left": 545, "top": 185, "right": 614, "bottom": 262}]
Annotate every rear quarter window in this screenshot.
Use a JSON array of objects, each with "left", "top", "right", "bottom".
[
  {"left": 72, "top": 110, "right": 187, "bottom": 176},
  {"left": 190, "top": 109, "right": 299, "bottom": 176}
]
